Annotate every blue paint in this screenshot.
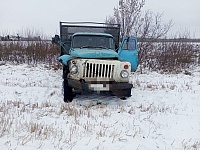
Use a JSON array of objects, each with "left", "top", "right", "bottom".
[
  {"left": 118, "top": 37, "right": 138, "bottom": 72},
  {"left": 57, "top": 33, "right": 138, "bottom": 72},
  {"left": 58, "top": 55, "right": 74, "bottom": 66},
  {"left": 71, "top": 48, "right": 118, "bottom": 58},
  {"left": 58, "top": 48, "right": 118, "bottom": 65}
]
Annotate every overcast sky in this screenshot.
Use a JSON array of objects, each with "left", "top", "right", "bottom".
[{"left": 0, "top": 0, "right": 200, "bottom": 38}]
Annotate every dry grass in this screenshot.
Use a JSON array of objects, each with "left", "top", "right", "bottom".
[
  {"left": 0, "top": 99, "right": 168, "bottom": 139},
  {"left": 1, "top": 34, "right": 199, "bottom": 73},
  {"left": 0, "top": 32, "right": 199, "bottom": 149},
  {"left": 0, "top": 41, "right": 59, "bottom": 66},
  {"left": 0, "top": 66, "right": 199, "bottom": 149},
  {"left": 139, "top": 41, "right": 200, "bottom": 73}
]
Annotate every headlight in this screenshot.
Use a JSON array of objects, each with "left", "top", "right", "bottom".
[
  {"left": 70, "top": 65, "right": 78, "bottom": 74},
  {"left": 120, "top": 70, "right": 129, "bottom": 78}
]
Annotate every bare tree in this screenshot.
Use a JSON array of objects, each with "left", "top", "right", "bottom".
[
  {"left": 106, "top": 0, "right": 144, "bottom": 39},
  {"left": 106, "top": 0, "right": 173, "bottom": 71},
  {"left": 136, "top": 10, "right": 172, "bottom": 65},
  {"left": 106, "top": 0, "right": 172, "bottom": 40}
]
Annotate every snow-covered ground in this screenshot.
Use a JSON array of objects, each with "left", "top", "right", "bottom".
[{"left": 0, "top": 64, "right": 200, "bottom": 150}]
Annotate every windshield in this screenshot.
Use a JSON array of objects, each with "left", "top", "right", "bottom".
[{"left": 72, "top": 35, "right": 115, "bottom": 49}]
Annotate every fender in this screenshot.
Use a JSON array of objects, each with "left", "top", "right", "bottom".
[{"left": 58, "top": 55, "right": 75, "bottom": 66}]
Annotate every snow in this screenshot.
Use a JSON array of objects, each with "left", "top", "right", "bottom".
[{"left": 0, "top": 63, "right": 200, "bottom": 150}]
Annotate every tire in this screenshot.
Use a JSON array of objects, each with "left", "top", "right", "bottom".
[
  {"left": 112, "top": 88, "right": 132, "bottom": 100},
  {"left": 63, "top": 66, "right": 73, "bottom": 103},
  {"left": 123, "top": 88, "right": 132, "bottom": 97},
  {"left": 63, "top": 78, "right": 73, "bottom": 103}
]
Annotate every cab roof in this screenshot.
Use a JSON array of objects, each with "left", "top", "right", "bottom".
[{"left": 73, "top": 32, "right": 113, "bottom": 37}]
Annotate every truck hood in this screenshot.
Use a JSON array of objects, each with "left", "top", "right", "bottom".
[
  {"left": 58, "top": 48, "right": 118, "bottom": 66},
  {"left": 71, "top": 48, "right": 118, "bottom": 58}
]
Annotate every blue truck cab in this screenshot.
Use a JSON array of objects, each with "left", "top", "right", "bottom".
[{"left": 52, "top": 22, "right": 138, "bottom": 102}]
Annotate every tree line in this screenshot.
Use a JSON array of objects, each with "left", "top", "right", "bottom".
[{"left": 0, "top": 35, "right": 42, "bottom": 41}]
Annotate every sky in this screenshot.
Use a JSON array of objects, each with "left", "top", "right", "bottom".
[{"left": 0, "top": 0, "right": 200, "bottom": 38}]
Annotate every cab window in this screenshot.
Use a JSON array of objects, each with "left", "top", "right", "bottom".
[{"left": 122, "top": 39, "right": 136, "bottom": 50}]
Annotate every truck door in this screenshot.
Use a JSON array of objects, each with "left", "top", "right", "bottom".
[{"left": 118, "top": 37, "right": 138, "bottom": 72}]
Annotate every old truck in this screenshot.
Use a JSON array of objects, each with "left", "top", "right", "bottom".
[{"left": 52, "top": 22, "right": 138, "bottom": 102}]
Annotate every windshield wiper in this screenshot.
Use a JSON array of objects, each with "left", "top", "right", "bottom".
[
  {"left": 80, "top": 45, "right": 94, "bottom": 49},
  {"left": 80, "top": 45, "right": 109, "bottom": 49},
  {"left": 95, "top": 46, "right": 109, "bottom": 49}
]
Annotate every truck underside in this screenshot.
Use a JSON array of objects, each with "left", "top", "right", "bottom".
[{"left": 68, "top": 79, "right": 132, "bottom": 97}]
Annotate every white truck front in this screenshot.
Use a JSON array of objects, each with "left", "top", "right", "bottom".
[{"left": 67, "top": 58, "right": 133, "bottom": 97}]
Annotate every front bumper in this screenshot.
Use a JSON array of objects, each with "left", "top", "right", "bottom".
[{"left": 68, "top": 79, "right": 133, "bottom": 92}]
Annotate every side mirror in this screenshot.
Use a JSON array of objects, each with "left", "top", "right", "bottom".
[{"left": 52, "top": 35, "right": 60, "bottom": 44}]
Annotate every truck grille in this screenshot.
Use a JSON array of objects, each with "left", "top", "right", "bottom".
[{"left": 83, "top": 62, "right": 115, "bottom": 78}]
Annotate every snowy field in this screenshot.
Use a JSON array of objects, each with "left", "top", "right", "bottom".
[{"left": 0, "top": 63, "right": 200, "bottom": 150}]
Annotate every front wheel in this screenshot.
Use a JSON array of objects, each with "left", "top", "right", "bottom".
[
  {"left": 112, "top": 88, "right": 132, "bottom": 100},
  {"left": 63, "top": 78, "right": 73, "bottom": 103}
]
